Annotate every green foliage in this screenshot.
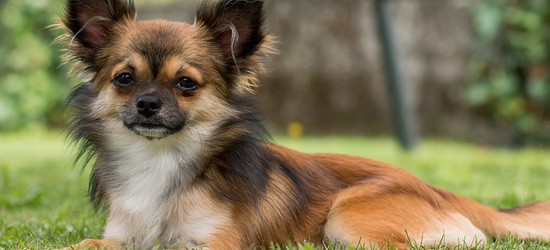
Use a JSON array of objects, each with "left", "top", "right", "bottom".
[
  {"left": 0, "top": 0, "right": 70, "bottom": 131},
  {"left": 467, "top": 0, "right": 550, "bottom": 144}
]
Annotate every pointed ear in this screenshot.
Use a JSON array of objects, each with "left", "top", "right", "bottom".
[
  {"left": 62, "top": 0, "right": 136, "bottom": 64},
  {"left": 195, "top": 0, "right": 266, "bottom": 66}
]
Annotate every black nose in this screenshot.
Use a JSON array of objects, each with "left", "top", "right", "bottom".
[{"left": 136, "top": 95, "right": 162, "bottom": 117}]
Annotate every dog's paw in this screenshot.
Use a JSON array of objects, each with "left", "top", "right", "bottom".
[{"left": 54, "top": 239, "right": 119, "bottom": 250}]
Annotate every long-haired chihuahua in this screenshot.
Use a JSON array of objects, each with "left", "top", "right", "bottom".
[{"left": 56, "top": 0, "right": 550, "bottom": 249}]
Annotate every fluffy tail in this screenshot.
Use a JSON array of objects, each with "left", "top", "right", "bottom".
[
  {"left": 493, "top": 200, "right": 550, "bottom": 240},
  {"left": 450, "top": 194, "right": 550, "bottom": 241}
]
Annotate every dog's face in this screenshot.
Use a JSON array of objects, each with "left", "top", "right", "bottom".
[
  {"left": 62, "top": 0, "right": 270, "bottom": 140},
  {"left": 88, "top": 20, "right": 227, "bottom": 140}
]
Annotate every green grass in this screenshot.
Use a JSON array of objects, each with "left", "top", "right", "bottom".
[{"left": 1, "top": 131, "right": 549, "bottom": 249}]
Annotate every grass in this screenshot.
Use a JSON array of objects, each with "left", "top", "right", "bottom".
[{"left": 1, "top": 131, "right": 549, "bottom": 249}]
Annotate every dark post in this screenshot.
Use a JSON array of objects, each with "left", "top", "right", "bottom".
[{"left": 374, "top": 0, "right": 417, "bottom": 150}]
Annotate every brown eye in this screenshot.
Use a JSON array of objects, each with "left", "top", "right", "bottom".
[
  {"left": 114, "top": 73, "right": 135, "bottom": 87},
  {"left": 175, "top": 77, "right": 198, "bottom": 91}
]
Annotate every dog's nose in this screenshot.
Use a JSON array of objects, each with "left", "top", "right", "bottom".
[{"left": 136, "top": 95, "right": 162, "bottom": 117}]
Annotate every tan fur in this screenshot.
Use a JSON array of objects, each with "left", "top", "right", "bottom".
[{"left": 56, "top": 0, "right": 550, "bottom": 249}]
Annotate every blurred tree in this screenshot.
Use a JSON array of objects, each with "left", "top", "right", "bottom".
[
  {"left": 0, "top": 0, "right": 68, "bottom": 131},
  {"left": 467, "top": 0, "right": 550, "bottom": 145}
]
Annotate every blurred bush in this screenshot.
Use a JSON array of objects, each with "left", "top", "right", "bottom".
[
  {"left": 0, "top": 0, "right": 549, "bottom": 146},
  {"left": 467, "top": 0, "right": 550, "bottom": 144},
  {"left": 0, "top": 0, "right": 68, "bottom": 131}
]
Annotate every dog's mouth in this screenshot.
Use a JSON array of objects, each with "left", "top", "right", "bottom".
[
  {"left": 128, "top": 122, "right": 184, "bottom": 140},
  {"left": 133, "top": 123, "right": 170, "bottom": 139}
]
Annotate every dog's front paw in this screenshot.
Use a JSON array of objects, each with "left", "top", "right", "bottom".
[{"left": 55, "top": 239, "right": 119, "bottom": 250}]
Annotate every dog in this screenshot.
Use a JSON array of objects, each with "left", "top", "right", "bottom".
[{"left": 56, "top": 0, "right": 550, "bottom": 249}]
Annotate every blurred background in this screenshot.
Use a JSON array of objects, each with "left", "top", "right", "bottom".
[{"left": 1, "top": 0, "right": 550, "bottom": 147}]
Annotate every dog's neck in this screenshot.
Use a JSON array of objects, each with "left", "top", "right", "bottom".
[{"left": 102, "top": 119, "right": 216, "bottom": 188}]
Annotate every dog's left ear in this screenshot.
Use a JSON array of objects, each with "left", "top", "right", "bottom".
[{"left": 195, "top": 0, "right": 266, "bottom": 66}]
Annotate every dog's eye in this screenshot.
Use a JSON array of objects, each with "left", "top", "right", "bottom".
[
  {"left": 175, "top": 77, "right": 199, "bottom": 91},
  {"left": 114, "top": 73, "right": 135, "bottom": 87}
]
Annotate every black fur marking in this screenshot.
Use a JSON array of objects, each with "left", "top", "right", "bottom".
[
  {"left": 202, "top": 94, "right": 272, "bottom": 203},
  {"left": 209, "top": 134, "right": 272, "bottom": 203},
  {"left": 278, "top": 159, "right": 308, "bottom": 201},
  {"left": 66, "top": 82, "right": 106, "bottom": 208},
  {"left": 224, "top": 93, "right": 270, "bottom": 139},
  {"left": 206, "top": 94, "right": 309, "bottom": 220},
  {"left": 66, "top": 83, "right": 99, "bottom": 166},
  {"left": 130, "top": 28, "right": 183, "bottom": 79}
]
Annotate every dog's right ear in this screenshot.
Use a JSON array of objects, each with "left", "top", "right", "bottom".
[{"left": 62, "top": 0, "right": 136, "bottom": 65}]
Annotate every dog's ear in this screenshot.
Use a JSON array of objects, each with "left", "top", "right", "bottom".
[
  {"left": 195, "top": 0, "right": 266, "bottom": 66},
  {"left": 62, "top": 0, "right": 136, "bottom": 65}
]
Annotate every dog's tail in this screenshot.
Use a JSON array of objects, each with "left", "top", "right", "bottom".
[{"left": 443, "top": 190, "right": 550, "bottom": 241}]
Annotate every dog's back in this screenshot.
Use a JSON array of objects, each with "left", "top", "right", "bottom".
[{"left": 272, "top": 145, "right": 550, "bottom": 247}]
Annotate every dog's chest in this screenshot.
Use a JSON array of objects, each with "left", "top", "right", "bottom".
[{"left": 102, "top": 138, "right": 229, "bottom": 248}]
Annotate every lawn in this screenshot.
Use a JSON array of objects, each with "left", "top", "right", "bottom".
[{"left": 1, "top": 131, "right": 549, "bottom": 249}]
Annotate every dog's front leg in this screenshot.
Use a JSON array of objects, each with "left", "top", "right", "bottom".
[{"left": 56, "top": 238, "right": 120, "bottom": 250}]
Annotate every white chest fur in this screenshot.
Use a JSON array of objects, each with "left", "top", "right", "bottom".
[{"left": 101, "top": 122, "right": 229, "bottom": 248}]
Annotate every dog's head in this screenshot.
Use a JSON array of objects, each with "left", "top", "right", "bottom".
[{"left": 61, "top": 0, "right": 272, "bottom": 140}]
